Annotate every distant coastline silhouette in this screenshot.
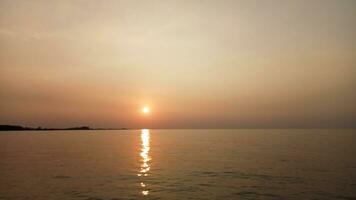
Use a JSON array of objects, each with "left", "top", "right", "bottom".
[{"left": 0, "top": 125, "right": 128, "bottom": 131}]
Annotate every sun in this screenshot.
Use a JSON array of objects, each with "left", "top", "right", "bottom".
[{"left": 142, "top": 106, "right": 150, "bottom": 114}]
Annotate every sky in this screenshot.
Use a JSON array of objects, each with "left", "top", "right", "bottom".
[{"left": 0, "top": 0, "right": 355, "bottom": 128}]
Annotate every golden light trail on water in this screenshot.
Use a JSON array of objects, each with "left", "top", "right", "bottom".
[{"left": 138, "top": 129, "right": 151, "bottom": 195}]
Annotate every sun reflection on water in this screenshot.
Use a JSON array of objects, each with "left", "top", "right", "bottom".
[{"left": 138, "top": 129, "right": 150, "bottom": 195}]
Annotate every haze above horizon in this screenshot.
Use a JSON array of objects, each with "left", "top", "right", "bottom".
[{"left": 0, "top": 0, "right": 355, "bottom": 128}]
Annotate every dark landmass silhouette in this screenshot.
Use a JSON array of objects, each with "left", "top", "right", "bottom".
[{"left": 0, "top": 125, "right": 128, "bottom": 131}]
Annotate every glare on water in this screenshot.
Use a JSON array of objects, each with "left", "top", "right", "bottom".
[{"left": 138, "top": 129, "right": 151, "bottom": 195}]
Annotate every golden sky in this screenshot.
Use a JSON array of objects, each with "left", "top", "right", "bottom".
[{"left": 0, "top": 0, "right": 355, "bottom": 128}]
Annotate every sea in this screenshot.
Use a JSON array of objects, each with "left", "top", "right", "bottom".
[{"left": 0, "top": 129, "right": 355, "bottom": 200}]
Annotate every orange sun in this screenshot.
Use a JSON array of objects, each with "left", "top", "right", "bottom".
[{"left": 142, "top": 106, "right": 150, "bottom": 114}]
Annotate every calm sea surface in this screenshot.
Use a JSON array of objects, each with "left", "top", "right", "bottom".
[{"left": 0, "top": 129, "right": 355, "bottom": 200}]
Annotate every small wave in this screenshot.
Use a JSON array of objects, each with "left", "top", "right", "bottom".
[
  {"left": 191, "top": 170, "right": 303, "bottom": 183},
  {"left": 85, "top": 197, "right": 103, "bottom": 200},
  {"left": 235, "top": 191, "right": 280, "bottom": 198},
  {"left": 52, "top": 175, "right": 72, "bottom": 179}
]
